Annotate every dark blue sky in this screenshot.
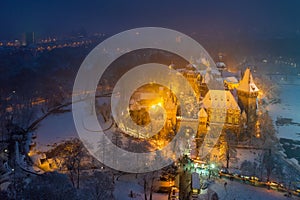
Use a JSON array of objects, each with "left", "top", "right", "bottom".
[{"left": 1, "top": 0, "right": 300, "bottom": 40}]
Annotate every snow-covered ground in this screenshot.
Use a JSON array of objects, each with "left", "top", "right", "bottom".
[
  {"left": 113, "top": 174, "right": 294, "bottom": 200},
  {"left": 114, "top": 174, "right": 168, "bottom": 200},
  {"left": 234, "top": 149, "right": 262, "bottom": 168},
  {"left": 210, "top": 178, "right": 297, "bottom": 200}
]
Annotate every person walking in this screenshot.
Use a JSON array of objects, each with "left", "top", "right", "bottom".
[{"left": 224, "top": 181, "right": 228, "bottom": 192}]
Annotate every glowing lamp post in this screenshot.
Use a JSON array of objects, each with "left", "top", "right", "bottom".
[{"left": 208, "top": 163, "right": 215, "bottom": 179}]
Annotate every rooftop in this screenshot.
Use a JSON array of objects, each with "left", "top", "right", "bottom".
[{"left": 237, "top": 68, "right": 259, "bottom": 93}]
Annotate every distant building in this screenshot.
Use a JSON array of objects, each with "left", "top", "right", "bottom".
[{"left": 22, "top": 32, "right": 35, "bottom": 46}]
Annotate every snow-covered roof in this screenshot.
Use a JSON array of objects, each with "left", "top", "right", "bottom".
[
  {"left": 198, "top": 66, "right": 222, "bottom": 84},
  {"left": 202, "top": 90, "right": 240, "bottom": 111},
  {"left": 199, "top": 68, "right": 221, "bottom": 76},
  {"left": 225, "top": 76, "right": 239, "bottom": 83},
  {"left": 237, "top": 68, "right": 259, "bottom": 93},
  {"left": 176, "top": 64, "right": 200, "bottom": 74},
  {"left": 186, "top": 63, "right": 198, "bottom": 71},
  {"left": 216, "top": 62, "right": 226, "bottom": 68}
]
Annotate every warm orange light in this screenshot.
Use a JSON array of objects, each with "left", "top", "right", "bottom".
[{"left": 151, "top": 101, "right": 163, "bottom": 109}]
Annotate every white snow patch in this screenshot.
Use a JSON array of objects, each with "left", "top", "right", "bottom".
[
  {"left": 234, "top": 149, "right": 262, "bottom": 169},
  {"left": 210, "top": 178, "right": 289, "bottom": 200},
  {"left": 289, "top": 158, "right": 299, "bottom": 166},
  {"left": 114, "top": 174, "right": 168, "bottom": 200}
]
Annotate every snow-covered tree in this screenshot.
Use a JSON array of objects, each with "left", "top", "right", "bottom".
[
  {"left": 262, "top": 149, "right": 274, "bottom": 182},
  {"left": 240, "top": 160, "right": 259, "bottom": 176}
]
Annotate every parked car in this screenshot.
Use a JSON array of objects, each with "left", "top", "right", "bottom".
[
  {"left": 201, "top": 182, "right": 209, "bottom": 190},
  {"left": 153, "top": 176, "right": 175, "bottom": 193},
  {"left": 219, "top": 168, "right": 229, "bottom": 174}
]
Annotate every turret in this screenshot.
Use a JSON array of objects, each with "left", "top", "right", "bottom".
[
  {"left": 237, "top": 68, "right": 259, "bottom": 132},
  {"left": 198, "top": 107, "right": 208, "bottom": 130}
]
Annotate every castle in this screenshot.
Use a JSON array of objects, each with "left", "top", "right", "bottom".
[
  {"left": 129, "top": 64, "right": 259, "bottom": 138},
  {"left": 178, "top": 64, "right": 260, "bottom": 164},
  {"left": 177, "top": 64, "right": 259, "bottom": 135}
]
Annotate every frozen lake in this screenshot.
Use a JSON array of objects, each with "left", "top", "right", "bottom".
[
  {"left": 267, "top": 74, "right": 300, "bottom": 141},
  {"left": 35, "top": 111, "right": 77, "bottom": 151},
  {"left": 260, "top": 64, "right": 300, "bottom": 165},
  {"left": 35, "top": 97, "right": 111, "bottom": 151}
]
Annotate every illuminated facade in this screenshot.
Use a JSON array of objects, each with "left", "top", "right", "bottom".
[
  {"left": 202, "top": 90, "right": 240, "bottom": 126},
  {"left": 129, "top": 65, "right": 259, "bottom": 137}
]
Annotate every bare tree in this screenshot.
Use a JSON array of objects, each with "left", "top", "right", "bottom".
[
  {"left": 263, "top": 149, "right": 274, "bottom": 182},
  {"left": 142, "top": 171, "right": 160, "bottom": 200},
  {"left": 219, "top": 131, "right": 237, "bottom": 169},
  {"left": 82, "top": 171, "right": 114, "bottom": 200},
  {"left": 46, "top": 138, "right": 86, "bottom": 189}
]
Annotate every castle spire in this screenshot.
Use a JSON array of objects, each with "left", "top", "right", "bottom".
[{"left": 237, "top": 68, "right": 259, "bottom": 94}]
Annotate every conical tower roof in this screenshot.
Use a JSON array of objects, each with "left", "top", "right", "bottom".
[
  {"left": 198, "top": 107, "right": 208, "bottom": 118},
  {"left": 237, "top": 68, "right": 259, "bottom": 93}
]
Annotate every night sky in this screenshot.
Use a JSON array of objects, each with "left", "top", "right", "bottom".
[{"left": 1, "top": 0, "right": 300, "bottom": 40}]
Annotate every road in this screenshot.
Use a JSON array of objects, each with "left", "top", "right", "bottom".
[{"left": 210, "top": 178, "right": 298, "bottom": 200}]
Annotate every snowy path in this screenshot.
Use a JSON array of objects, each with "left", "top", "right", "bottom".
[{"left": 210, "top": 178, "right": 298, "bottom": 200}]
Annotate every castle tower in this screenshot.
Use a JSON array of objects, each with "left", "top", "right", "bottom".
[
  {"left": 198, "top": 107, "right": 208, "bottom": 132},
  {"left": 237, "top": 68, "right": 259, "bottom": 132}
]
